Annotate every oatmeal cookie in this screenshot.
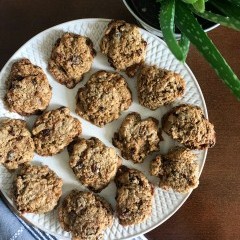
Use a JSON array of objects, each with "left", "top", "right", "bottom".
[
  {"left": 5, "top": 59, "right": 52, "bottom": 116},
  {"left": 150, "top": 147, "right": 199, "bottom": 193},
  {"left": 162, "top": 104, "right": 216, "bottom": 149},
  {"left": 115, "top": 166, "right": 154, "bottom": 225},
  {"left": 0, "top": 119, "right": 34, "bottom": 170},
  {"left": 13, "top": 164, "right": 63, "bottom": 213},
  {"left": 48, "top": 32, "right": 96, "bottom": 88},
  {"left": 32, "top": 107, "right": 82, "bottom": 156},
  {"left": 68, "top": 137, "right": 122, "bottom": 192},
  {"left": 100, "top": 20, "right": 147, "bottom": 77},
  {"left": 75, "top": 70, "right": 132, "bottom": 127},
  {"left": 58, "top": 190, "right": 113, "bottom": 240},
  {"left": 113, "top": 112, "right": 161, "bottom": 163},
  {"left": 137, "top": 65, "right": 185, "bottom": 110}
]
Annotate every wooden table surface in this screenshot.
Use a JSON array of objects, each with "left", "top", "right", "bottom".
[{"left": 1, "top": 1, "right": 240, "bottom": 239}]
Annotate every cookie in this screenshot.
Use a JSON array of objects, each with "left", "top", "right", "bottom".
[
  {"left": 137, "top": 65, "right": 185, "bottom": 110},
  {"left": 150, "top": 147, "right": 199, "bottom": 193},
  {"left": 75, "top": 70, "right": 132, "bottom": 127},
  {"left": 113, "top": 112, "right": 161, "bottom": 163},
  {"left": 58, "top": 190, "right": 113, "bottom": 240},
  {"left": 5, "top": 59, "right": 52, "bottom": 116},
  {"left": 162, "top": 104, "right": 216, "bottom": 149},
  {"left": 0, "top": 119, "right": 34, "bottom": 170},
  {"left": 100, "top": 20, "right": 147, "bottom": 77},
  {"left": 68, "top": 137, "right": 121, "bottom": 192},
  {"left": 48, "top": 33, "right": 96, "bottom": 88},
  {"left": 13, "top": 164, "right": 63, "bottom": 213},
  {"left": 115, "top": 166, "right": 154, "bottom": 225},
  {"left": 32, "top": 107, "right": 82, "bottom": 156}
]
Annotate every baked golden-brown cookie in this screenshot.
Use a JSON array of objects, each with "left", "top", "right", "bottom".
[
  {"left": 68, "top": 137, "right": 121, "bottom": 192},
  {"left": 0, "top": 119, "right": 34, "bottom": 170},
  {"left": 150, "top": 147, "right": 199, "bottom": 193},
  {"left": 137, "top": 65, "right": 185, "bottom": 110},
  {"left": 32, "top": 107, "right": 82, "bottom": 156},
  {"left": 5, "top": 59, "right": 52, "bottom": 116},
  {"left": 75, "top": 70, "right": 132, "bottom": 127},
  {"left": 13, "top": 164, "right": 63, "bottom": 213},
  {"left": 115, "top": 166, "right": 154, "bottom": 225},
  {"left": 100, "top": 20, "right": 147, "bottom": 77},
  {"left": 162, "top": 104, "right": 216, "bottom": 149},
  {"left": 58, "top": 190, "right": 113, "bottom": 240},
  {"left": 113, "top": 112, "right": 161, "bottom": 163},
  {"left": 48, "top": 33, "right": 96, "bottom": 88}
]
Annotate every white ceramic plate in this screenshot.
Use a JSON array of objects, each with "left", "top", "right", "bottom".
[{"left": 0, "top": 19, "right": 208, "bottom": 240}]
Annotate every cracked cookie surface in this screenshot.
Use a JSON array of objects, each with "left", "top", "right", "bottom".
[
  {"left": 100, "top": 20, "right": 147, "bottom": 77},
  {"left": 115, "top": 166, "right": 154, "bottom": 225},
  {"left": 150, "top": 147, "right": 199, "bottom": 193},
  {"left": 48, "top": 32, "right": 96, "bottom": 88},
  {"left": 0, "top": 119, "right": 34, "bottom": 170},
  {"left": 68, "top": 137, "right": 121, "bottom": 192},
  {"left": 32, "top": 107, "right": 82, "bottom": 156},
  {"left": 76, "top": 70, "right": 132, "bottom": 127},
  {"left": 137, "top": 65, "right": 185, "bottom": 110},
  {"left": 162, "top": 104, "right": 216, "bottom": 149},
  {"left": 113, "top": 112, "right": 161, "bottom": 163},
  {"left": 13, "top": 164, "right": 63, "bottom": 213},
  {"left": 58, "top": 190, "right": 113, "bottom": 240},
  {"left": 5, "top": 59, "right": 52, "bottom": 116}
]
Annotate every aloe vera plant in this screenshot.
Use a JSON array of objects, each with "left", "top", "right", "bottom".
[{"left": 158, "top": 0, "right": 240, "bottom": 99}]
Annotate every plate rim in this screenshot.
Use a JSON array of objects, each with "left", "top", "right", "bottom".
[{"left": 0, "top": 18, "right": 208, "bottom": 240}]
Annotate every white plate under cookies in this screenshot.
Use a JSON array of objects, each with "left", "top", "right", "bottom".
[{"left": 0, "top": 18, "right": 208, "bottom": 240}]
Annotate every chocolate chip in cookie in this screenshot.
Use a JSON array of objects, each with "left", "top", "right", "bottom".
[
  {"left": 76, "top": 70, "right": 132, "bottom": 127},
  {"left": 0, "top": 119, "right": 34, "bottom": 170},
  {"left": 13, "top": 164, "right": 63, "bottom": 213},
  {"left": 162, "top": 104, "right": 216, "bottom": 149},
  {"left": 113, "top": 112, "right": 161, "bottom": 163},
  {"left": 150, "top": 147, "right": 199, "bottom": 193},
  {"left": 100, "top": 20, "right": 147, "bottom": 77},
  {"left": 32, "top": 107, "right": 82, "bottom": 156},
  {"left": 58, "top": 190, "right": 113, "bottom": 240},
  {"left": 5, "top": 59, "right": 52, "bottom": 116},
  {"left": 48, "top": 32, "right": 96, "bottom": 88},
  {"left": 115, "top": 166, "right": 154, "bottom": 225},
  {"left": 68, "top": 137, "right": 121, "bottom": 192},
  {"left": 137, "top": 65, "right": 185, "bottom": 110}
]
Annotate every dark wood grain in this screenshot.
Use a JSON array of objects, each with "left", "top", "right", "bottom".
[{"left": 0, "top": 1, "right": 240, "bottom": 240}]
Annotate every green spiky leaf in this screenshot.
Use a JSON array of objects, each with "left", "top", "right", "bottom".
[{"left": 175, "top": 1, "right": 240, "bottom": 99}]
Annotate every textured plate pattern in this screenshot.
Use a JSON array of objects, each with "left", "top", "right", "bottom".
[{"left": 0, "top": 19, "right": 207, "bottom": 240}]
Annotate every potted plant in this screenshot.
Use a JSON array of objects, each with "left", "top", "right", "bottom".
[{"left": 123, "top": 0, "right": 240, "bottom": 99}]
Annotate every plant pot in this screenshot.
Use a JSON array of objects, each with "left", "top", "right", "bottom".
[{"left": 123, "top": 0, "right": 219, "bottom": 38}]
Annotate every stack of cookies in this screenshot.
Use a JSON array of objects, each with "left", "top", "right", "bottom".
[{"left": 0, "top": 20, "right": 216, "bottom": 240}]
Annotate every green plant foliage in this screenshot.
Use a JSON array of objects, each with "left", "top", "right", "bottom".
[
  {"left": 210, "top": 0, "right": 240, "bottom": 22},
  {"left": 156, "top": 0, "right": 240, "bottom": 99},
  {"left": 192, "top": 7, "right": 240, "bottom": 31},
  {"left": 175, "top": 1, "right": 240, "bottom": 98},
  {"left": 159, "top": 0, "right": 189, "bottom": 61}
]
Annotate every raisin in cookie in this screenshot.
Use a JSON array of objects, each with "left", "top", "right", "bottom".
[
  {"left": 76, "top": 70, "right": 132, "bottom": 127},
  {"left": 100, "top": 20, "right": 147, "bottom": 77},
  {"left": 13, "top": 164, "right": 63, "bottom": 213},
  {"left": 150, "top": 147, "right": 199, "bottom": 193},
  {"left": 5, "top": 59, "right": 52, "bottom": 116},
  {"left": 58, "top": 190, "right": 113, "bottom": 240},
  {"left": 115, "top": 166, "right": 154, "bottom": 225},
  {"left": 162, "top": 104, "right": 216, "bottom": 149},
  {"left": 68, "top": 137, "right": 121, "bottom": 192},
  {"left": 113, "top": 112, "right": 161, "bottom": 163},
  {"left": 32, "top": 107, "right": 82, "bottom": 156},
  {"left": 0, "top": 119, "right": 34, "bottom": 170},
  {"left": 137, "top": 65, "right": 185, "bottom": 110},
  {"left": 48, "top": 33, "right": 96, "bottom": 88}
]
